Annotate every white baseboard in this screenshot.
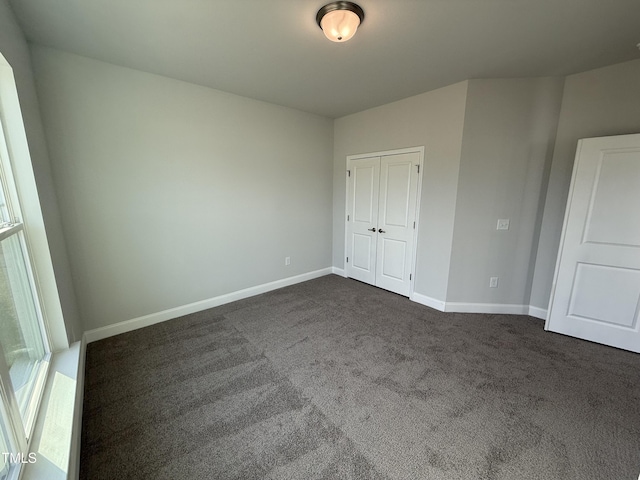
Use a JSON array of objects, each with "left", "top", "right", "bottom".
[
  {"left": 527, "top": 305, "right": 548, "bottom": 320},
  {"left": 411, "top": 292, "right": 545, "bottom": 318},
  {"left": 411, "top": 292, "right": 446, "bottom": 311},
  {"left": 84, "top": 268, "right": 333, "bottom": 343},
  {"left": 331, "top": 267, "right": 347, "bottom": 277},
  {"left": 443, "top": 302, "right": 529, "bottom": 315}
]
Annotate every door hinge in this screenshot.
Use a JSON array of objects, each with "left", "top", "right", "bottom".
[
  {"left": 410, "top": 274, "right": 412, "bottom": 280},
  {"left": 346, "top": 257, "right": 349, "bottom": 263},
  {"left": 413, "top": 221, "right": 416, "bottom": 229},
  {"left": 416, "top": 164, "right": 420, "bottom": 174},
  {"left": 347, "top": 214, "right": 350, "bottom": 221},
  {"left": 347, "top": 170, "right": 351, "bottom": 177}
]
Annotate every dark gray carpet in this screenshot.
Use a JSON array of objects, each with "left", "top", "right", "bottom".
[{"left": 80, "top": 275, "right": 640, "bottom": 480}]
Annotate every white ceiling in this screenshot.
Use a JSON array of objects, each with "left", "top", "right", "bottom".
[{"left": 9, "top": 0, "right": 640, "bottom": 118}]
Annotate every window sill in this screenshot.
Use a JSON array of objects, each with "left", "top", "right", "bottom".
[{"left": 20, "top": 341, "right": 85, "bottom": 480}]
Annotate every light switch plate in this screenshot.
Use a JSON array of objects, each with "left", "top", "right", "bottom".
[{"left": 497, "top": 219, "right": 510, "bottom": 230}]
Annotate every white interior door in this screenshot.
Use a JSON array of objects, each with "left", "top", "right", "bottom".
[
  {"left": 547, "top": 133, "right": 640, "bottom": 353},
  {"left": 375, "top": 153, "right": 420, "bottom": 296},
  {"left": 346, "top": 150, "right": 421, "bottom": 297},
  {"left": 346, "top": 156, "right": 380, "bottom": 285}
]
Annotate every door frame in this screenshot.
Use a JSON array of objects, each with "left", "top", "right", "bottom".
[{"left": 344, "top": 146, "right": 425, "bottom": 297}]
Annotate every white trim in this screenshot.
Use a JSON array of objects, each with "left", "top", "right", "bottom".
[
  {"left": 344, "top": 146, "right": 425, "bottom": 297},
  {"left": 443, "top": 302, "right": 529, "bottom": 315},
  {"left": 84, "top": 268, "right": 333, "bottom": 343},
  {"left": 343, "top": 166, "right": 349, "bottom": 274},
  {"left": 410, "top": 292, "right": 446, "bottom": 311},
  {"left": 409, "top": 148, "right": 424, "bottom": 297},
  {"left": 528, "top": 306, "right": 548, "bottom": 320},
  {"left": 67, "top": 337, "right": 86, "bottom": 480},
  {"left": 411, "top": 293, "right": 547, "bottom": 317},
  {"left": 331, "top": 267, "right": 347, "bottom": 277},
  {"left": 22, "top": 342, "right": 82, "bottom": 480},
  {"left": 0, "top": 54, "right": 68, "bottom": 351},
  {"left": 347, "top": 146, "right": 426, "bottom": 161}
]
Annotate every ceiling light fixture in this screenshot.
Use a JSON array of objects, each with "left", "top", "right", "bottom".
[{"left": 316, "top": 1, "right": 365, "bottom": 43}]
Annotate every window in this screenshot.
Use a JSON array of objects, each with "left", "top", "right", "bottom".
[
  {"left": 1, "top": 226, "right": 49, "bottom": 422},
  {"left": 0, "top": 411, "right": 14, "bottom": 480},
  {"left": 0, "top": 69, "right": 51, "bottom": 480}
]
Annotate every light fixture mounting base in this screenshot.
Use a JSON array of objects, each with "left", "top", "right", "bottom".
[{"left": 316, "top": 1, "right": 365, "bottom": 29}]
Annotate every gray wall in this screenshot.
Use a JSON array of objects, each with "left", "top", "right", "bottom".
[
  {"left": 31, "top": 47, "right": 334, "bottom": 331},
  {"left": 12, "top": 13, "right": 640, "bottom": 332},
  {"left": 0, "top": 0, "right": 80, "bottom": 344},
  {"left": 530, "top": 59, "right": 640, "bottom": 310},
  {"left": 447, "top": 78, "right": 564, "bottom": 305},
  {"left": 333, "top": 82, "right": 468, "bottom": 301}
]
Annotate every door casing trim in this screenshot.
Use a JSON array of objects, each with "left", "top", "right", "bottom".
[{"left": 344, "top": 146, "right": 425, "bottom": 297}]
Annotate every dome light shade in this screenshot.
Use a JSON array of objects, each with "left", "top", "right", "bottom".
[{"left": 316, "top": 2, "right": 365, "bottom": 43}]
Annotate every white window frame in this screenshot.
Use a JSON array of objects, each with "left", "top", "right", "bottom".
[
  {"left": 0, "top": 127, "right": 53, "bottom": 427},
  {"left": 0, "top": 52, "right": 67, "bottom": 480},
  {"left": 0, "top": 53, "right": 68, "bottom": 351}
]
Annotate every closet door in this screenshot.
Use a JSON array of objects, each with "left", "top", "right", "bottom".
[
  {"left": 547, "top": 133, "right": 640, "bottom": 353},
  {"left": 375, "top": 152, "right": 420, "bottom": 296},
  {"left": 346, "top": 151, "right": 421, "bottom": 297},
  {"left": 346, "top": 156, "right": 380, "bottom": 285}
]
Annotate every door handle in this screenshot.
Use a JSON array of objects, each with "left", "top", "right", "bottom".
[
  {"left": 367, "top": 227, "right": 376, "bottom": 232},
  {"left": 378, "top": 229, "right": 386, "bottom": 233}
]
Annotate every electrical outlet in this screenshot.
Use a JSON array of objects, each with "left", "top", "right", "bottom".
[
  {"left": 497, "top": 219, "right": 510, "bottom": 230},
  {"left": 489, "top": 276, "right": 499, "bottom": 288},
  {"left": 285, "top": 256, "right": 291, "bottom": 266}
]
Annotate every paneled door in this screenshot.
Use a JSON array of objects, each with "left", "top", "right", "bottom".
[
  {"left": 346, "top": 156, "right": 379, "bottom": 286},
  {"left": 346, "top": 149, "right": 422, "bottom": 297},
  {"left": 547, "top": 133, "right": 640, "bottom": 353}
]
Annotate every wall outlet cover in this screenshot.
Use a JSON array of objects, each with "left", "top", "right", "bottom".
[{"left": 497, "top": 219, "right": 510, "bottom": 230}]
